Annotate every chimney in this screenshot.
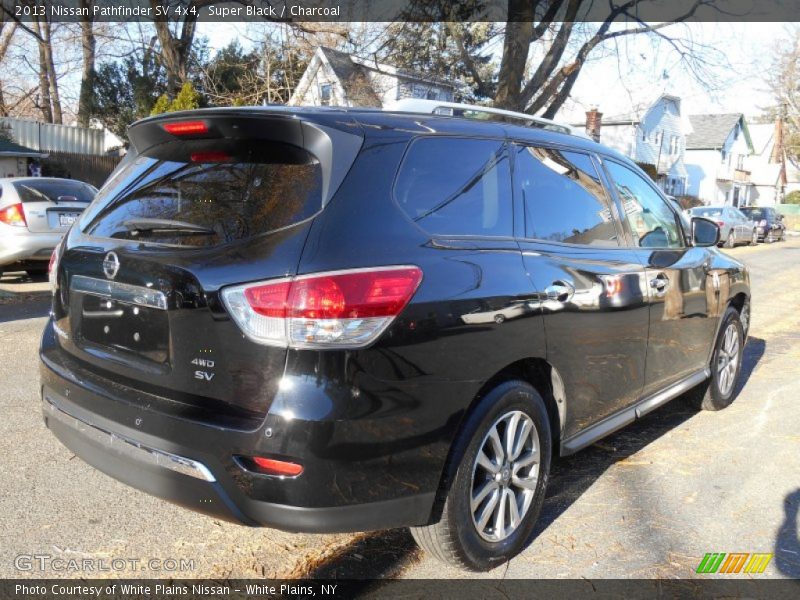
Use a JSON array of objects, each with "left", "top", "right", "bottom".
[{"left": 585, "top": 107, "right": 602, "bottom": 142}]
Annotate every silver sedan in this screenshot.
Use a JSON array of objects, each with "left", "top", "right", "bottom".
[{"left": 0, "top": 177, "right": 96, "bottom": 277}]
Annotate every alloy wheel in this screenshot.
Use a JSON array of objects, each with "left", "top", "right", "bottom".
[
  {"left": 717, "top": 322, "right": 741, "bottom": 397},
  {"left": 470, "top": 410, "right": 540, "bottom": 542}
]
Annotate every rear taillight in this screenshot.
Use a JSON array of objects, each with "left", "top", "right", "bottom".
[
  {"left": 48, "top": 239, "right": 63, "bottom": 293},
  {"left": 221, "top": 266, "right": 423, "bottom": 349},
  {"left": 162, "top": 120, "right": 208, "bottom": 135},
  {"left": 0, "top": 203, "right": 26, "bottom": 227}
]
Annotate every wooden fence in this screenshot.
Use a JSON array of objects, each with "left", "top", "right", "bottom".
[{"left": 41, "top": 151, "right": 122, "bottom": 188}]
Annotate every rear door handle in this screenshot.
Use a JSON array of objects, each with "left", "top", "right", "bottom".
[{"left": 544, "top": 280, "right": 575, "bottom": 302}]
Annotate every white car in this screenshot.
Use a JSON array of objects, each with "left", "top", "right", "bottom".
[{"left": 0, "top": 177, "right": 97, "bottom": 277}]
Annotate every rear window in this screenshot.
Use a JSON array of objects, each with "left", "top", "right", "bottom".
[
  {"left": 13, "top": 179, "right": 96, "bottom": 203},
  {"left": 394, "top": 137, "right": 513, "bottom": 237},
  {"left": 81, "top": 140, "right": 322, "bottom": 247},
  {"left": 692, "top": 207, "right": 723, "bottom": 218}
]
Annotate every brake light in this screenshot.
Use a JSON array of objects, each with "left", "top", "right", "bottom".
[
  {"left": 222, "top": 266, "right": 423, "bottom": 348},
  {"left": 162, "top": 120, "right": 208, "bottom": 135},
  {"left": 250, "top": 457, "right": 303, "bottom": 477},
  {"left": 0, "top": 203, "right": 26, "bottom": 227}
]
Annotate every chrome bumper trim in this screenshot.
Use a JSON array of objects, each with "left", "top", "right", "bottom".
[
  {"left": 70, "top": 275, "right": 168, "bottom": 311},
  {"left": 44, "top": 397, "right": 216, "bottom": 482}
]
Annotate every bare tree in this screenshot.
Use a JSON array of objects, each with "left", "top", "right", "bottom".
[{"left": 77, "top": 0, "right": 95, "bottom": 127}]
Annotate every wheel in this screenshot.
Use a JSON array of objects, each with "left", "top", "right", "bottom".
[
  {"left": 750, "top": 229, "right": 759, "bottom": 246},
  {"left": 725, "top": 232, "right": 735, "bottom": 248},
  {"left": 766, "top": 230, "right": 775, "bottom": 243},
  {"left": 493, "top": 314, "right": 506, "bottom": 324},
  {"left": 410, "top": 380, "right": 552, "bottom": 571},
  {"left": 686, "top": 306, "right": 744, "bottom": 411}
]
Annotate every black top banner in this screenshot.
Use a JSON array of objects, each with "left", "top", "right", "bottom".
[{"left": 1, "top": 0, "right": 799, "bottom": 23}]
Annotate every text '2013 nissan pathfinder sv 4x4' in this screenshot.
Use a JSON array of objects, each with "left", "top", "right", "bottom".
[{"left": 40, "top": 100, "right": 750, "bottom": 571}]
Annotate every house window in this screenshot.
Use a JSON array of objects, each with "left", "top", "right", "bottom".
[
  {"left": 426, "top": 89, "right": 439, "bottom": 100},
  {"left": 736, "top": 154, "right": 744, "bottom": 170},
  {"left": 669, "top": 135, "right": 679, "bottom": 155},
  {"left": 641, "top": 129, "right": 646, "bottom": 142},
  {"left": 320, "top": 84, "right": 332, "bottom": 106}
]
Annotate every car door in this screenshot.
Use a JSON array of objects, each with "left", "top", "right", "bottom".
[
  {"left": 512, "top": 144, "right": 650, "bottom": 442},
  {"left": 602, "top": 159, "right": 718, "bottom": 396}
]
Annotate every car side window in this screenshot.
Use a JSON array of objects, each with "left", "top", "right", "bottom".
[
  {"left": 394, "top": 137, "right": 513, "bottom": 237},
  {"left": 515, "top": 145, "right": 619, "bottom": 246},
  {"left": 604, "top": 161, "right": 683, "bottom": 248}
]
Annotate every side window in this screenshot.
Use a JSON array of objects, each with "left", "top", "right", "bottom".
[
  {"left": 604, "top": 161, "right": 683, "bottom": 248},
  {"left": 394, "top": 137, "right": 513, "bottom": 237},
  {"left": 515, "top": 146, "right": 619, "bottom": 246}
]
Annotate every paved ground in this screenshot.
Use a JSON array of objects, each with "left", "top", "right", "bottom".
[{"left": 0, "top": 239, "right": 798, "bottom": 581}]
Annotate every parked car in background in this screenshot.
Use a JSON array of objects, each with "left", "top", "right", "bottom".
[
  {"left": 0, "top": 177, "right": 97, "bottom": 277},
  {"left": 41, "top": 102, "right": 750, "bottom": 572},
  {"left": 739, "top": 206, "right": 786, "bottom": 243},
  {"left": 686, "top": 206, "right": 757, "bottom": 247}
]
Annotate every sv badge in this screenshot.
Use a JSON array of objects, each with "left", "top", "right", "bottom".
[{"left": 194, "top": 371, "right": 215, "bottom": 381}]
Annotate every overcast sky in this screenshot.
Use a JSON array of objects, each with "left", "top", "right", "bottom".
[{"left": 196, "top": 21, "right": 785, "bottom": 121}]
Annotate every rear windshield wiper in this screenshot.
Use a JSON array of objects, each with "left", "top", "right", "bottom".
[{"left": 121, "top": 218, "right": 216, "bottom": 236}]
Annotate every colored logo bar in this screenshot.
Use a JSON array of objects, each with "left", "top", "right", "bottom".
[{"left": 696, "top": 552, "right": 773, "bottom": 574}]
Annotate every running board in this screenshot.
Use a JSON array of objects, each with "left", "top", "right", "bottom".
[{"left": 561, "top": 368, "right": 710, "bottom": 456}]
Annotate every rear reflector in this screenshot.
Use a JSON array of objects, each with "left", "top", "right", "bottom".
[
  {"left": 190, "top": 151, "right": 231, "bottom": 163},
  {"left": 251, "top": 457, "right": 303, "bottom": 477},
  {"left": 0, "top": 203, "right": 27, "bottom": 227},
  {"left": 162, "top": 120, "right": 208, "bottom": 135},
  {"left": 717, "top": 221, "right": 725, "bottom": 227},
  {"left": 222, "top": 266, "right": 423, "bottom": 349}
]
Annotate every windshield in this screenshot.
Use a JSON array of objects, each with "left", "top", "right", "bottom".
[
  {"left": 740, "top": 208, "right": 765, "bottom": 219},
  {"left": 13, "top": 179, "right": 96, "bottom": 203},
  {"left": 81, "top": 140, "right": 323, "bottom": 247}
]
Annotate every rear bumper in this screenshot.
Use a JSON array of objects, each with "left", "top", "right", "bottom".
[
  {"left": 0, "top": 227, "right": 63, "bottom": 267},
  {"left": 39, "top": 320, "right": 442, "bottom": 533}
]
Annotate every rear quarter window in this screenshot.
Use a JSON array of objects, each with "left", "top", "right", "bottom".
[
  {"left": 394, "top": 137, "right": 513, "bottom": 237},
  {"left": 81, "top": 140, "right": 322, "bottom": 247}
]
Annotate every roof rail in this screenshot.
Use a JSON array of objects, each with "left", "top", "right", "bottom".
[{"left": 384, "top": 98, "right": 589, "bottom": 139}]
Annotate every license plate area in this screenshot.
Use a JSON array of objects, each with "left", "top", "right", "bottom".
[
  {"left": 58, "top": 212, "right": 80, "bottom": 227},
  {"left": 79, "top": 295, "right": 169, "bottom": 363}
]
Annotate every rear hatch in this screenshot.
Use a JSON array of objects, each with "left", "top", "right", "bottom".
[
  {"left": 50, "top": 110, "right": 363, "bottom": 425},
  {"left": 14, "top": 178, "right": 95, "bottom": 232}
]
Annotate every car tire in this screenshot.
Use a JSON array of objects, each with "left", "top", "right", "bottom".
[
  {"left": 725, "top": 232, "right": 735, "bottom": 248},
  {"left": 410, "top": 380, "right": 552, "bottom": 571},
  {"left": 750, "top": 229, "right": 759, "bottom": 246},
  {"left": 766, "top": 230, "right": 775, "bottom": 243},
  {"left": 686, "top": 306, "right": 744, "bottom": 411}
]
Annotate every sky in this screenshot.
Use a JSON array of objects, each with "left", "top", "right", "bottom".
[{"left": 195, "top": 21, "right": 786, "bottom": 122}]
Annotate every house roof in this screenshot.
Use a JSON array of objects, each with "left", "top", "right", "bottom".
[
  {"left": 0, "top": 138, "right": 46, "bottom": 158},
  {"left": 318, "top": 47, "right": 383, "bottom": 108},
  {"left": 686, "top": 113, "right": 747, "bottom": 150}
]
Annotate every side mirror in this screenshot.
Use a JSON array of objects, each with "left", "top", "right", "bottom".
[{"left": 691, "top": 217, "right": 720, "bottom": 247}]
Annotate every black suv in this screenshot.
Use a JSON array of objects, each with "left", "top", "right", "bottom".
[
  {"left": 41, "top": 106, "right": 750, "bottom": 571},
  {"left": 739, "top": 205, "right": 786, "bottom": 242}
]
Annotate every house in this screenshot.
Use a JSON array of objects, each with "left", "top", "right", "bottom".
[
  {"left": 289, "top": 47, "right": 457, "bottom": 109},
  {"left": 684, "top": 114, "right": 754, "bottom": 207},
  {"left": 0, "top": 138, "right": 47, "bottom": 178},
  {"left": 0, "top": 117, "right": 105, "bottom": 155},
  {"left": 578, "top": 95, "right": 690, "bottom": 196}
]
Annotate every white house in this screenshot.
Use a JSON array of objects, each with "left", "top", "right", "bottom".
[
  {"left": 684, "top": 114, "right": 754, "bottom": 207},
  {"left": 289, "top": 47, "right": 457, "bottom": 109},
  {"left": 580, "top": 95, "right": 690, "bottom": 196}
]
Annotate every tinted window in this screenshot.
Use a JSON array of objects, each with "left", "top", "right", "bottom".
[
  {"left": 82, "top": 140, "right": 322, "bottom": 247},
  {"left": 516, "top": 146, "right": 618, "bottom": 246},
  {"left": 13, "top": 179, "right": 96, "bottom": 203},
  {"left": 605, "top": 161, "right": 683, "bottom": 248},
  {"left": 395, "top": 137, "right": 513, "bottom": 237}
]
